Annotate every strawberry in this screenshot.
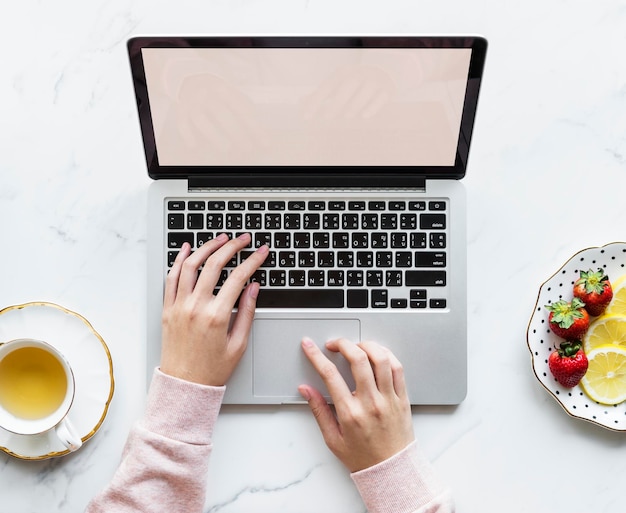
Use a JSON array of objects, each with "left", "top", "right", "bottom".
[
  {"left": 573, "top": 268, "right": 613, "bottom": 316},
  {"left": 548, "top": 340, "right": 588, "bottom": 387},
  {"left": 545, "top": 298, "right": 589, "bottom": 340}
]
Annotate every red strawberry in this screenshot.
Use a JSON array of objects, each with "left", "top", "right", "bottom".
[
  {"left": 548, "top": 341, "right": 588, "bottom": 387},
  {"left": 545, "top": 298, "right": 589, "bottom": 340},
  {"left": 573, "top": 268, "right": 613, "bottom": 316}
]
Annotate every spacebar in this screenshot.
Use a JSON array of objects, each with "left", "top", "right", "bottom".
[{"left": 256, "top": 289, "right": 344, "bottom": 308}]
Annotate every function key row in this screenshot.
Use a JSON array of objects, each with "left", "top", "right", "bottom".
[{"left": 167, "top": 200, "right": 446, "bottom": 212}]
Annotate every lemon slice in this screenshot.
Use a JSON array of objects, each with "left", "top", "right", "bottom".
[
  {"left": 605, "top": 274, "right": 626, "bottom": 316},
  {"left": 580, "top": 345, "right": 626, "bottom": 405},
  {"left": 582, "top": 314, "right": 626, "bottom": 353}
]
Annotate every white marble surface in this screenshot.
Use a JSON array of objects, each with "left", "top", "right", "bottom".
[{"left": 1, "top": 1, "right": 626, "bottom": 511}]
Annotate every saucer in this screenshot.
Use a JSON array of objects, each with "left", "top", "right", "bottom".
[
  {"left": 0, "top": 302, "right": 114, "bottom": 459},
  {"left": 527, "top": 242, "right": 626, "bottom": 431}
]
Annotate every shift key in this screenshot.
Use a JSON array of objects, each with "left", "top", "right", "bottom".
[{"left": 405, "top": 270, "right": 446, "bottom": 286}]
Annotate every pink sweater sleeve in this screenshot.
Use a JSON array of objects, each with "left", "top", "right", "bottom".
[
  {"left": 351, "top": 440, "right": 455, "bottom": 513},
  {"left": 86, "top": 370, "right": 452, "bottom": 513},
  {"left": 85, "top": 369, "right": 224, "bottom": 513}
]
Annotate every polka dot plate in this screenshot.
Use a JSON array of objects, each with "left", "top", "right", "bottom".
[{"left": 527, "top": 242, "right": 626, "bottom": 431}]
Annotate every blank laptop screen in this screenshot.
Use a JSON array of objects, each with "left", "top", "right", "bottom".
[{"left": 140, "top": 47, "right": 472, "bottom": 167}]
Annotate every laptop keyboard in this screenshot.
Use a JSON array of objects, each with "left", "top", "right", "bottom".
[{"left": 165, "top": 197, "right": 448, "bottom": 309}]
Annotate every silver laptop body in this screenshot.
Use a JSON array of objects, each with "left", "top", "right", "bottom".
[{"left": 128, "top": 35, "right": 487, "bottom": 405}]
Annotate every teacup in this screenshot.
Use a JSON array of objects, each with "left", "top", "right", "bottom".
[{"left": 0, "top": 338, "right": 82, "bottom": 451}]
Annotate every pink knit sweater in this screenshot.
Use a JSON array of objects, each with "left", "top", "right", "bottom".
[{"left": 85, "top": 370, "right": 453, "bottom": 513}]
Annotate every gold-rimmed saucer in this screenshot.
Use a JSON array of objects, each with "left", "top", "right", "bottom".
[{"left": 0, "top": 302, "right": 114, "bottom": 459}]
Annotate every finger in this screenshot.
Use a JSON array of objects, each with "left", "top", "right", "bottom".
[
  {"left": 325, "top": 338, "right": 377, "bottom": 396},
  {"left": 194, "top": 233, "right": 253, "bottom": 296},
  {"left": 301, "top": 338, "right": 353, "bottom": 404},
  {"left": 227, "top": 281, "right": 260, "bottom": 353},
  {"left": 212, "top": 242, "right": 269, "bottom": 309},
  {"left": 386, "top": 347, "right": 408, "bottom": 401},
  {"left": 163, "top": 242, "right": 192, "bottom": 308},
  {"left": 176, "top": 233, "right": 230, "bottom": 296},
  {"left": 357, "top": 340, "right": 395, "bottom": 395},
  {"left": 298, "top": 384, "right": 342, "bottom": 453}
]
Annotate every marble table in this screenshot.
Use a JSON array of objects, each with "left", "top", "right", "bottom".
[{"left": 1, "top": 0, "right": 626, "bottom": 511}]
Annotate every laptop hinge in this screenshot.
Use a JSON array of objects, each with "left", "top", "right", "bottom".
[{"left": 187, "top": 174, "right": 427, "bottom": 191}]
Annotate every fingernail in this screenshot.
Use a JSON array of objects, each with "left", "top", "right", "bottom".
[
  {"left": 257, "top": 244, "right": 269, "bottom": 254},
  {"left": 216, "top": 233, "right": 229, "bottom": 241},
  {"left": 298, "top": 385, "right": 311, "bottom": 401},
  {"left": 302, "top": 337, "right": 314, "bottom": 348},
  {"left": 248, "top": 282, "right": 260, "bottom": 299}
]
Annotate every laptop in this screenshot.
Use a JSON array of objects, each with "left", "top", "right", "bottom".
[{"left": 127, "top": 35, "right": 487, "bottom": 405}]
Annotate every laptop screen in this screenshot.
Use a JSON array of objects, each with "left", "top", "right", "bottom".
[{"left": 128, "top": 36, "right": 487, "bottom": 184}]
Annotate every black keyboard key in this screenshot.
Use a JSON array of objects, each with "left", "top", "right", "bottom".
[
  {"left": 245, "top": 213, "right": 262, "bottom": 229},
  {"left": 371, "top": 289, "right": 388, "bottom": 308},
  {"left": 308, "top": 270, "right": 325, "bottom": 286},
  {"left": 366, "top": 270, "right": 383, "bottom": 287},
  {"left": 386, "top": 270, "right": 402, "bottom": 286},
  {"left": 409, "top": 201, "right": 426, "bottom": 211},
  {"left": 430, "top": 298, "right": 447, "bottom": 308},
  {"left": 420, "top": 213, "right": 446, "bottom": 230},
  {"left": 284, "top": 213, "right": 301, "bottom": 229},
  {"left": 391, "top": 298, "right": 407, "bottom": 308},
  {"left": 428, "top": 201, "right": 446, "bottom": 211},
  {"left": 228, "top": 201, "right": 246, "bottom": 210},
  {"left": 342, "top": 214, "right": 359, "bottom": 230},
  {"left": 205, "top": 213, "right": 223, "bottom": 229},
  {"left": 187, "top": 213, "right": 204, "bottom": 229},
  {"left": 414, "top": 252, "right": 447, "bottom": 267},
  {"left": 208, "top": 201, "right": 225, "bottom": 210},
  {"left": 318, "top": 251, "right": 335, "bottom": 267},
  {"left": 332, "top": 232, "right": 350, "bottom": 248},
  {"left": 313, "top": 232, "right": 329, "bottom": 248},
  {"left": 323, "top": 213, "right": 340, "bottom": 230},
  {"left": 225, "top": 214, "right": 243, "bottom": 230},
  {"left": 288, "top": 201, "right": 306, "bottom": 210},
  {"left": 274, "top": 232, "right": 291, "bottom": 248},
  {"left": 361, "top": 214, "right": 378, "bottom": 230},
  {"left": 303, "top": 213, "right": 320, "bottom": 230},
  {"left": 248, "top": 201, "right": 266, "bottom": 210},
  {"left": 188, "top": 201, "right": 205, "bottom": 210},
  {"left": 411, "top": 233, "right": 427, "bottom": 248},
  {"left": 337, "top": 251, "right": 353, "bottom": 267},
  {"left": 289, "top": 270, "right": 306, "bottom": 286},
  {"left": 268, "top": 201, "right": 286, "bottom": 210},
  {"left": 265, "top": 213, "right": 281, "bottom": 229},
  {"left": 405, "top": 270, "right": 446, "bottom": 286},
  {"left": 327, "top": 270, "right": 344, "bottom": 286},
  {"left": 168, "top": 232, "right": 194, "bottom": 248},
  {"left": 298, "top": 251, "right": 316, "bottom": 267},
  {"left": 430, "top": 233, "right": 447, "bottom": 248},
  {"left": 197, "top": 232, "right": 214, "bottom": 246},
  {"left": 308, "top": 201, "right": 325, "bottom": 210},
  {"left": 400, "top": 214, "right": 417, "bottom": 230},
  {"left": 168, "top": 213, "right": 184, "bottom": 229},
  {"left": 346, "top": 270, "right": 364, "bottom": 286},
  {"left": 269, "top": 270, "right": 286, "bottom": 286},
  {"left": 349, "top": 201, "right": 366, "bottom": 210},
  {"left": 380, "top": 214, "right": 397, "bottom": 229},
  {"left": 278, "top": 251, "right": 296, "bottom": 267},
  {"left": 347, "top": 289, "right": 368, "bottom": 308},
  {"left": 256, "top": 289, "right": 344, "bottom": 308},
  {"left": 389, "top": 201, "right": 406, "bottom": 210},
  {"left": 294, "top": 232, "right": 310, "bottom": 248},
  {"left": 167, "top": 200, "right": 185, "bottom": 210},
  {"left": 368, "top": 201, "right": 386, "bottom": 210},
  {"left": 329, "top": 201, "right": 346, "bottom": 210}
]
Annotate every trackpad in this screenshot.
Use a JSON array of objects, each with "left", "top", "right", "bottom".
[{"left": 253, "top": 319, "right": 360, "bottom": 400}]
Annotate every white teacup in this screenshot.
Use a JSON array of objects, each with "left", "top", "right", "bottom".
[{"left": 0, "top": 338, "right": 82, "bottom": 451}]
